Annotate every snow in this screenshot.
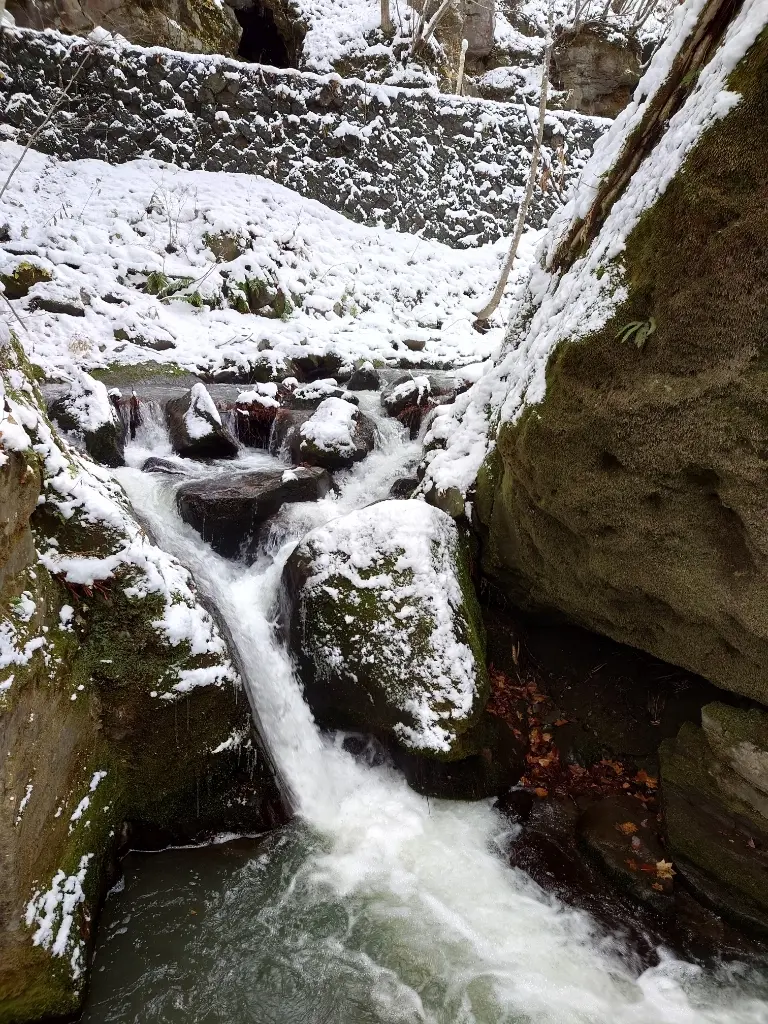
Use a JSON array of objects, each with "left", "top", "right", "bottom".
[
  {"left": 25, "top": 854, "right": 94, "bottom": 981},
  {"left": 59, "top": 371, "right": 117, "bottom": 435},
  {"left": 421, "top": 0, "right": 768, "bottom": 502},
  {"left": 0, "top": 342, "right": 240, "bottom": 704},
  {"left": 185, "top": 382, "right": 223, "bottom": 440},
  {"left": 300, "top": 398, "right": 359, "bottom": 454},
  {"left": 0, "top": 144, "right": 521, "bottom": 382},
  {"left": 296, "top": 500, "right": 482, "bottom": 753}
]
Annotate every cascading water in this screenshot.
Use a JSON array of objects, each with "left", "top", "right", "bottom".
[{"left": 81, "top": 394, "right": 768, "bottom": 1024}]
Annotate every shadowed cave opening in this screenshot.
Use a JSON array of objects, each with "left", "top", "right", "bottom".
[{"left": 235, "top": 2, "right": 295, "bottom": 67}]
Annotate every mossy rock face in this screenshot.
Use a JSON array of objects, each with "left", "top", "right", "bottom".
[
  {"left": 0, "top": 261, "right": 52, "bottom": 300},
  {"left": 478, "top": 30, "right": 768, "bottom": 705},
  {"left": 8, "top": 0, "right": 240, "bottom": 54},
  {"left": 282, "top": 500, "right": 490, "bottom": 767},
  {"left": 701, "top": 702, "right": 768, "bottom": 798},
  {"left": 660, "top": 721, "right": 768, "bottom": 935},
  {"left": 0, "top": 336, "right": 282, "bottom": 1022}
]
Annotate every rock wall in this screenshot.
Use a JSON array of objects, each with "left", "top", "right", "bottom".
[
  {"left": 0, "top": 336, "right": 284, "bottom": 1022},
  {"left": 477, "top": 22, "right": 768, "bottom": 707},
  {"left": 0, "top": 28, "right": 606, "bottom": 247}
]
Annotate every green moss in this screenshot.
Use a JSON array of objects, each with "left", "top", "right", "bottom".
[
  {"left": 0, "top": 261, "right": 52, "bottom": 300},
  {"left": 480, "top": 28, "right": 768, "bottom": 703},
  {"left": 90, "top": 361, "right": 191, "bottom": 386}
]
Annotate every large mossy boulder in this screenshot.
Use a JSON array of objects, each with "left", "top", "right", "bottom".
[
  {"left": 0, "top": 334, "right": 282, "bottom": 1022},
  {"left": 477, "top": 20, "right": 768, "bottom": 706},
  {"left": 282, "top": 500, "right": 491, "bottom": 769}
]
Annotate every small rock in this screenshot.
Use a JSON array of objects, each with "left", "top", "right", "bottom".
[
  {"left": 165, "top": 383, "right": 238, "bottom": 460},
  {"left": 388, "top": 477, "right": 418, "bottom": 499},
  {"left": 347, "top": 363, "right": 381, "bottom": 391},
  {"left": 141, "top": 456, "right": 188, "bottom": 476},
  {"left": 29, "top": 296, "right": 85, "bottom": 317}
]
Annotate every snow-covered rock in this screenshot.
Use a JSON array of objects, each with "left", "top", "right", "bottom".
[
  {"left": 48, "top": 371, "right": 125, "bottom": 468},
  {"left": 282, "top": 500, "right": 489, "bottom": 761},
  {"left": 296, "top": 397, "right": 375, "bottom": 470},
  {"left": 165, "top": 383, "right": 238, "bottom": 460}
]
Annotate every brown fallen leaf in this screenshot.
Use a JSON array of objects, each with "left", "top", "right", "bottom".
[
  {"left": 553, "top": 718, "right": 570, "bottom": 727},
  {"left": 652, "top": 882, "right": 664, "bottom": 892},
  {"left": 634, "top": 770, "right": 658, "bottom": 789},
  {"left": 616, "top": 821, "right": 639, "bottom": 836},
  {"left": 534, "top": 787, "right": 549, "bottom": 799}
]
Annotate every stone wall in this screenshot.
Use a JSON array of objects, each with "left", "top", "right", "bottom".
[{"left": 0, "top": 28, "right": 606, "bottom": 247}]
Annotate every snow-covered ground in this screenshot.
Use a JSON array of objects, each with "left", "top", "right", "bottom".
[{"left": 0, "top": 145, "right": 542, "bottom": 383}]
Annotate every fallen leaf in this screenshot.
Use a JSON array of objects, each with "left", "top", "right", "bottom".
[
  {"left": 615, "top": 821, "right": 638, "bottom": 835},
  {"left": 656, "top": 859, "right": 676, "bottom": 879},
  {"left": 554, "top": 718, "right": 570, "bottom": 727},
  {"left": 534, "top": 787, "right": 548, "bottom": 799},
  {"left": 652, "top": 882, "right": 664, "bottom": 892},
  {"left": 634, "top": 770, "right": 658, "bottom": 789},
  {"left": 625, "top": 858, "right": 639, "bottom": 872}
]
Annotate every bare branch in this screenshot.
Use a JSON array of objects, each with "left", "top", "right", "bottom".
[{"left": 475, "top": 1, "right": 554, "bottom": 324}]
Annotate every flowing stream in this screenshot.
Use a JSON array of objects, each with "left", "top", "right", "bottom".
[{"left": 81, "top": 394, "right": 768, "bottom": 1024}]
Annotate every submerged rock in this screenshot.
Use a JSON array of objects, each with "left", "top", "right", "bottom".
[
  {"left": 176, "top": 466, "right": 332, "bottom": 561},
  {"left": 165, "top": 382, "right": 238, "bottom": 460},
  {"left": 48, "top": 371, "right": 125, "bottom": 467},
  {"left": 282, "top": 500, "right": 491, "bottom": 767},
  {"left": 294, "top": 397, "right": 375, "bottom": 471}
]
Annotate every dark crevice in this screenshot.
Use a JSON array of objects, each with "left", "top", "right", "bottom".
[{"left": 235, "top": 3, "right": 293, "bottom": 67}]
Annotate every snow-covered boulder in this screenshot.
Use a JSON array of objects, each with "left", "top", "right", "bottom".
[
  {"left": 165, "top": 383, "right": 238, "bottom": 460},
  {"left": 48, "top": 371, "right": 125, "bottom": 468},
  {"left": 176, "top": 466, "right": 332, "bottom": 561},
  {"left": 282, "top": 500, "right": 490, "bottom": 765},
  {"left": 381, "top": 374, "right": 433, "bottom": 418},
  {"left": 285, "top": 378, "right": 359, "bottom": 411},
  {"left": 295, "top": 397, "right": 375, "bottom": 471}
]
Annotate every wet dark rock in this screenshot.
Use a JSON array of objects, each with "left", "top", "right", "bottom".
[
  {"left": 577, "top": 795, "right": 672, "bottom": 911},
  {"left": 381, "top": 374, "right": 433, "bottom": 418},
  {"left": 176, "top": 466, "right": 332, "bottom": 561},
  {"left": 141, "top": 456, "right": 188, "bottom": 476},
  {"left": 347, "top": 364, "right": 381, "bottom": 391},
  {"left": 269, "top": 408, "right": 313, "bottom": 458},
  {"left": 388, "top": 477, "right": 419, "bottom": 499},
  {"left": 166, "top": 383, "right": 239, "bottom": 460}
]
